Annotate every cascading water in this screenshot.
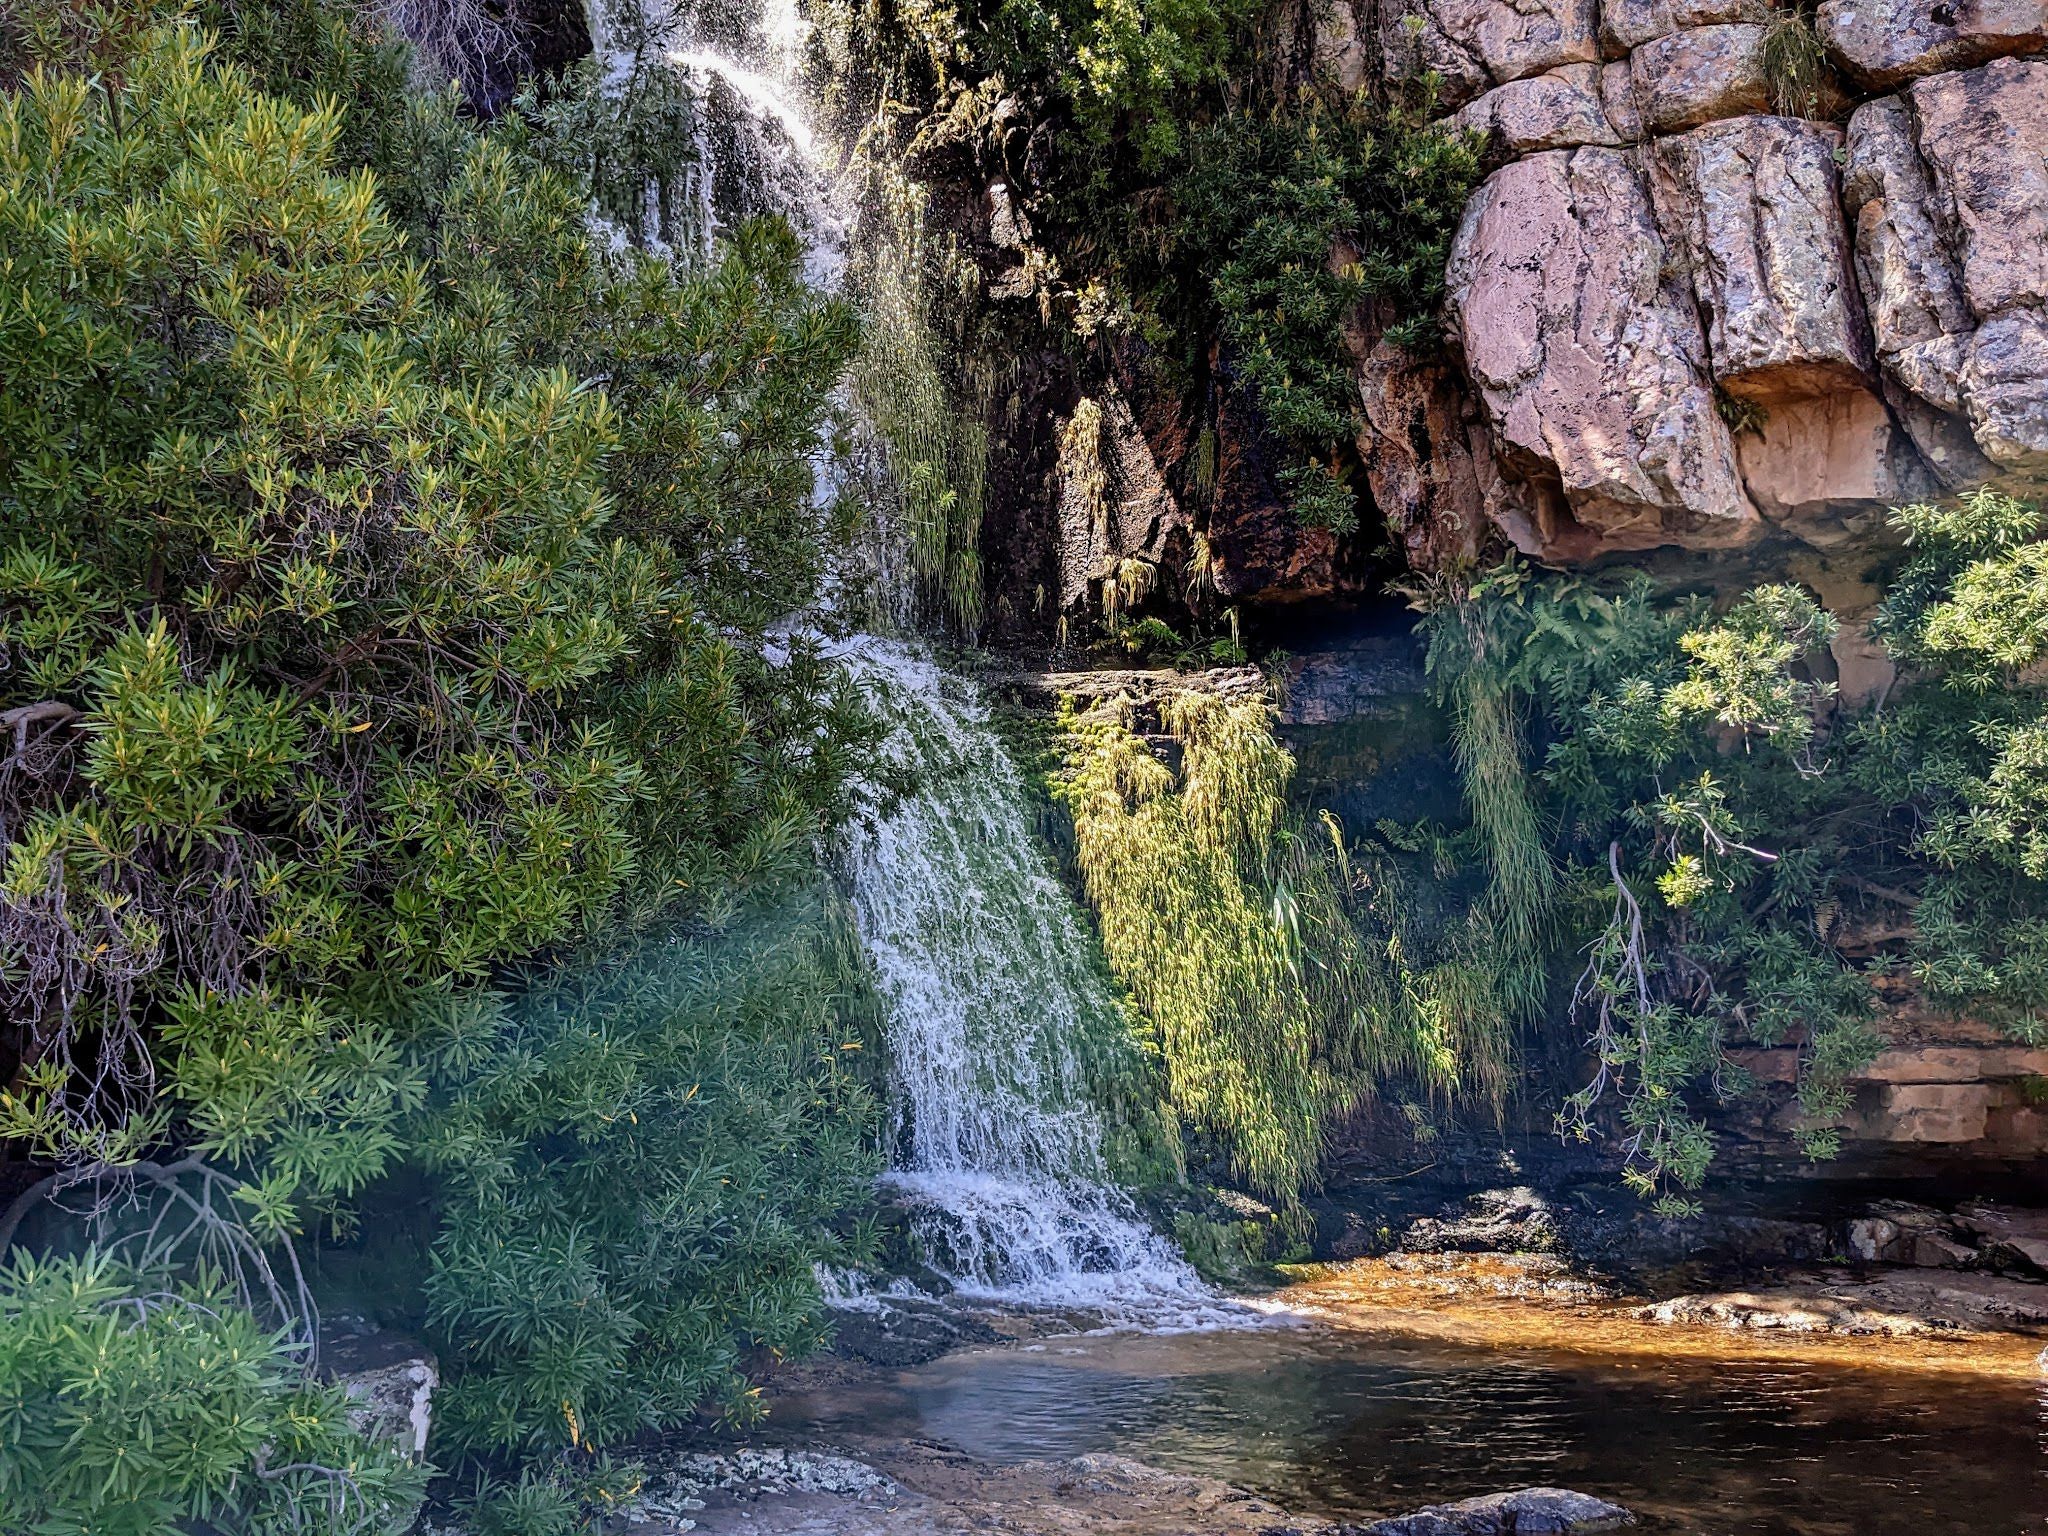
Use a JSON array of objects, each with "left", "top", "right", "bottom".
[
  {"left": 583, "top": 0, "right": 1230, "bottom": 1324},
  {"left": 839, "top": 639, "right": 1229, "bottom": 1322}
]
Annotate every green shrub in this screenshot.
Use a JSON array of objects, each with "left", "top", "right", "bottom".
[
  {"left": 1403, "top": 529, "right": 2048, "bottom": 1201},
  {"left": 0, "top": 0, "right": 879, "bottom": 1474},
  {"left": 0, "top": 1, "right": 861, "bottom": 1212},
  {"left": 0, "top": 1250, "right": 425, "bottom": 1535},
  {"left": 421, "top": 897, "right": 883, "bottom": 1455},
  {"left": 1171, "top": 100, "right": 1482, "bottom": 526}
]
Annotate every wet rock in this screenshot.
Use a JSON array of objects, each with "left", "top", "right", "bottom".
[
  {"left": 1448, "top": 64, "right": 1621, "bottom": 151},
  {"left": 1204, "top": 384, "right": 1353, "bottom": 601},
  {"left": 1378, "top": 0, "right": 1601, "bottom": 109},
  {"left": 1636, "top": 1289, "right": 1948, "bottom": 1334},
  {"left": 1350, "top": 341, "right": 1509, "bottom": 571},
  {"left": 998, "top": 662, "right": 1268, "bottom": 714},
  {"left": 1817, "top": 0, "right": 2048, "bottom": 91},
  {"left": 827, "top": 1297, "right": 1006, "bottom": 1368},
  {"left": 1651, "top": 116, "right": 1872, "bottom": 401},
  {"left": 1401, "top": 1187, "right": 1563, "bottom": 1254},
  {"left": 321, "top": 1328, "right": 436, "bottom": 1461},
  {"left": 1957, "top": 1204, "right": 2048, "bottom": 1277},
  {"left": 1349, "top": 1486, "right": 1635, "bottom": 1534},
  {"left": 1628, "top": 25, "right": 1770, "bottom": 132},
  {"left": 1053, "top": 389, "right": 1188, "bottom": 612},
  {"left": 1446, "top": 147, "right": 1758, "bottom": 558}
]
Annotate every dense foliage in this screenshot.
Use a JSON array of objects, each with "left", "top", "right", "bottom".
[
  {"left": 0, "top": 0, "right": 883, "bottom": 1513},
  {"left": 1168, "top": 100, "right": 1482, "bottom": 531},
  {"left": 0, "top": 1250, "right": 424, "bottom": 1535},
  {"left": 424, "top": 899, "right": 882, "bottom": 1453},
  {"left": 1056, "top": 692, "right": 1495, "bottom": 1200},
  {"left": 1410, "top": 490, "right": 2048, "bottom": 1203}
]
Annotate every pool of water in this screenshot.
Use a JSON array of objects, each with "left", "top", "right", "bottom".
[{"left": 777, "top": 1327, "right": 2048, "bottom": 1534}]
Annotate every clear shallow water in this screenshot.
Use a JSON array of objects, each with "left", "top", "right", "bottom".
[{"left": 780, "top": 1327, "right": 2048, "bottom": 1535}]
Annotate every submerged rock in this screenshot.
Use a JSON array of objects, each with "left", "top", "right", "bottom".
[
  {"left": 827, "top": 1295, "right": 1007, "bottom": 1367},
  {"left": 1347, "top": 1486, "right": 1635, "bottom": 1535}
]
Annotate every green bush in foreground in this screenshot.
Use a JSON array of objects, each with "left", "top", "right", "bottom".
[
  {"left": 0, "top": 1250, "right": 425, "bottom": 1535},
  {"left": 0, "top": 0, "right": 879, "bottom": 1483},
  {"left": 424, "top": 898, "right": 883, "bottom": 1455}
]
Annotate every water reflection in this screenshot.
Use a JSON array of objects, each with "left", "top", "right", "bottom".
[{"left": 780, "top": 1329, "right": 2048, "bottom": 1534}]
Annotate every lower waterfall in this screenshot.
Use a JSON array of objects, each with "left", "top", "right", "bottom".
[{"left": 839, "top": 639, "right": 1228, "bottom": 1323}]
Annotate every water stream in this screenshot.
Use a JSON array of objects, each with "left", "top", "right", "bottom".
[
  {"left": 837, "top": 639, "right": 1225, "bottom": 1321},
  {"left": 584, "top": 0, "right": 1222, "bottom": 1318},
  {"left": 774, "top": 1327, "right": 2048, "bottom": 1534}
]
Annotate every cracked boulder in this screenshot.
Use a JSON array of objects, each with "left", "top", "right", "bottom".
[
  {"left": 1600, "top": 0, "right": 1746, "bottom": 51},
  {"left": 1650, "top": 116, "right": 1873, "bottom": 401},
  {"left": 1377, "top": 0, "right": 1600, "bottom": 109},
  {"left": 1849, "top": 57, "right": 2048, "bottom": 468},
  {"left": 1448, "top": 63, "right": 1622, "bottom": 150},
  {"left": 1910, "top": 57, "right": 2048, "bottom": 321},
  {"left": 1817, "top": 0, "right": 2048, "bottom": 91},
  {"left": 1446, "top": 147, "right": 1758, "bottom": 558},
  {"left": 1628, "top": 25, "right": 1770, "bottom": 131}
]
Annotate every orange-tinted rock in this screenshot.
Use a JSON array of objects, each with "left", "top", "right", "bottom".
[
  {"left": 1735, "top": 389, "right": 1932, "bottom": 528},
  {"left": 1351, "top": 342, "right": 1505, "bottom": 571},
  {"left": 1204, "top": 388, "right": 1349, "bottom": 602}
]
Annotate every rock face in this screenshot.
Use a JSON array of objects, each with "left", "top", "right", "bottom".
[
  {"left": 1651, "top": 117, "right": 1872, "bottom": 401},
  {"left": 1053, "top": 390, "right": 1187, "bottom": 612},
  {"left": 1628, "top": 25, "right": 1770, "bottom": 131},
  {"left": 1818, "top": 0, "right": 2048, "bottom": 90},
  {"left": 1379, "top": 0, "right": 1603, "bottom": 109},
  {"left": 1391, "top": 1, "right": 2048, "bottom": 560},
  {"left": 1447, "top": 148, "right": 1758, "bottom": 557}
]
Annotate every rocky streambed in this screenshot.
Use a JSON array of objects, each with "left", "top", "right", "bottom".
[{"left": 559, "top": 1219, "right": 2047, "bottom": 1536}]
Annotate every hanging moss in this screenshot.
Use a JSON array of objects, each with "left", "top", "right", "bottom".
[{"left": 1053, "top": 690, "right": 1493, "bottom": 1201}]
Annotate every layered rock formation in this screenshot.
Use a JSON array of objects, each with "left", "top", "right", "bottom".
[
  {"left": 1025, "top": 0, "right": 2047, "bottom": 605},
  {"left": 1381, "top": 0, "right": 2048, "bottom": 563}
]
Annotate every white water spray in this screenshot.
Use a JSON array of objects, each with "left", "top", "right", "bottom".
[{"left": 839, "top": 640, "right": 1233, "bottom": 1324}]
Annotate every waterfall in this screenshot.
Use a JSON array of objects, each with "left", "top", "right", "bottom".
[
  {"left": 582, "top": 0, "right": 1230, "bottom": 1326},
  {"left": 839, "top": 639, "right": 1228, "bottom": 1323}
]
